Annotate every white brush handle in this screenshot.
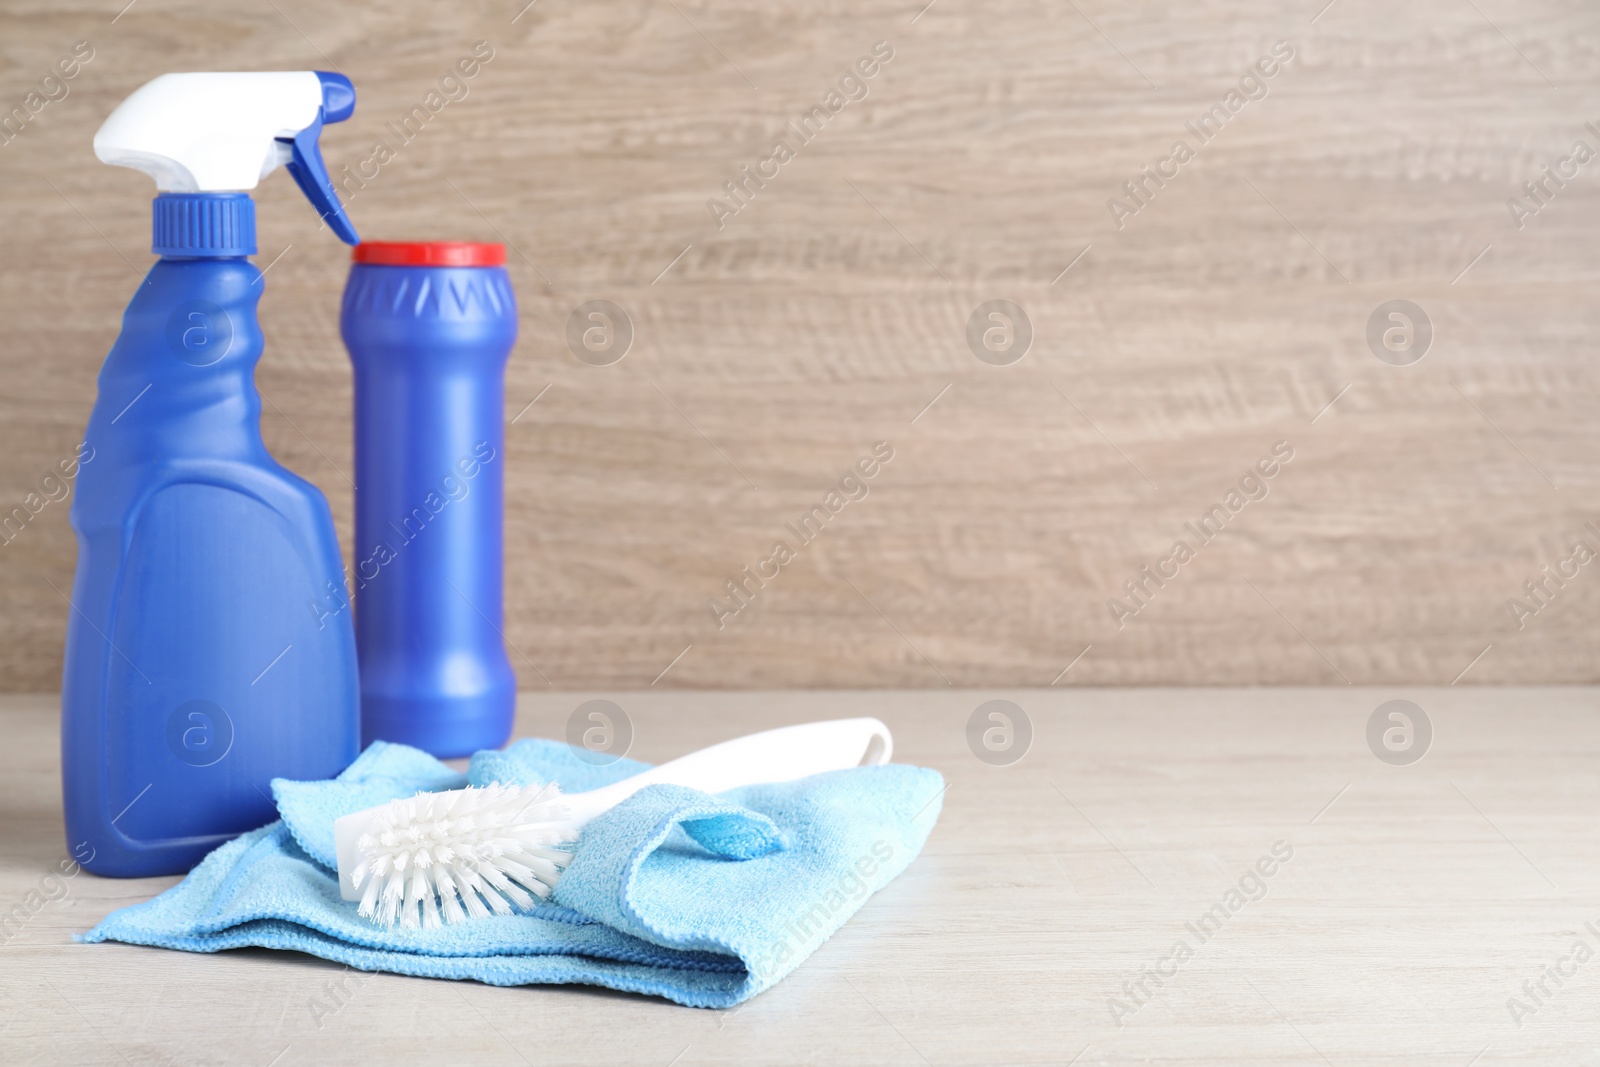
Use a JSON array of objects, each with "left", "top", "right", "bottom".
[
  {"left": 334, "top": 717, "right": 892, "bottom": 900},
  {"left": 563, "top": 716, "right": 893, "bottom": 826}
]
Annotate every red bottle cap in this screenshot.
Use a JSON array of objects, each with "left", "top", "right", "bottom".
[{"left": 352, "top": 241, "right": 506, "bottom": 267}]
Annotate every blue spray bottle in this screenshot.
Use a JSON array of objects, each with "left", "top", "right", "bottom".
[{"left": 63, "top": 72, "right": 362, "bottom": 876}]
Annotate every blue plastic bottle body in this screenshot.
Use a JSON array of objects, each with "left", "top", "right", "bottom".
[
  {"left": 62, "top": 256, "right": 360, "bottom": 877},
  {"left": 341, "top": 262, "right": 517, "bottom": 758}
]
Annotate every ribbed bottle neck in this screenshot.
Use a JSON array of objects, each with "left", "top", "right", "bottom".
[{"left": 152, "top": 193, "right": 257, "bottom": 257}]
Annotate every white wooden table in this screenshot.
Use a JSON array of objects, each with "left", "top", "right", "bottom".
[{"left": 2, "top": 688, "right": 1595, "bottom": 1065}]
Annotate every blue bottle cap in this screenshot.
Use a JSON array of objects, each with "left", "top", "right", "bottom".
[{"left": 152, "top": 192, "right": 257, "bottom": 257}]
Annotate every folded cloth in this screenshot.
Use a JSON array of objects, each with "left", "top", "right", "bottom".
[{"left": 82, "top": 739, "right": 944, "bottom": 1008}]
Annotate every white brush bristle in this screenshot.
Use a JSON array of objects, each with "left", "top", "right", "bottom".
[{"left": 349, "top": 782, "right": 577, "bottom": 929}]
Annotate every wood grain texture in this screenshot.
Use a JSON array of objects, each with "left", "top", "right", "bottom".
[
  {"left": 2, "top": 1, "right": 1600, "bottom": 689},
  {"left": 3, "top": 687, "right": 1599, "bottom": 1064}
]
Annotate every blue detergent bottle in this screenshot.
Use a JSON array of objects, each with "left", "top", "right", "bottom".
[
  {"left": 63, "top": 72, "right": 363, "bottom": 876},
  {"left": 341, "top": 241, "right": 518, "bottom": 759}
]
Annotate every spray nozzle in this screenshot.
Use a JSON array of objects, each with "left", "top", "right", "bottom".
[
  {"left": 280, "top": 73, "right": 359, "bottom": 244},
  {"left": 95, "top": 71, "right": 359, "bottom": 246}
]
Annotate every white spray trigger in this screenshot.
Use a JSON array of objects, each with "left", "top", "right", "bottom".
[{"left": 94, "top": 71, "right": 359, "bottom": 244}]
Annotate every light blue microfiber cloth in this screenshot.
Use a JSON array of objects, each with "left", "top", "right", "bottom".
[{"left": 82, "top": 739, "right": 944, "bottom": 1008}]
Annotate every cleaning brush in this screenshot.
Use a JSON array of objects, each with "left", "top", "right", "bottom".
[
  {"left": 334, "top": 717, "right": 893, "bottom": 929},
  {"left": 343, "top": 780, "right": 577, "bottom": 928}
]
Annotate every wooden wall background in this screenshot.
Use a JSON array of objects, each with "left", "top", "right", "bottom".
[{"left": 2, "top": 0, "right": 1599, "bottom": 690}]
